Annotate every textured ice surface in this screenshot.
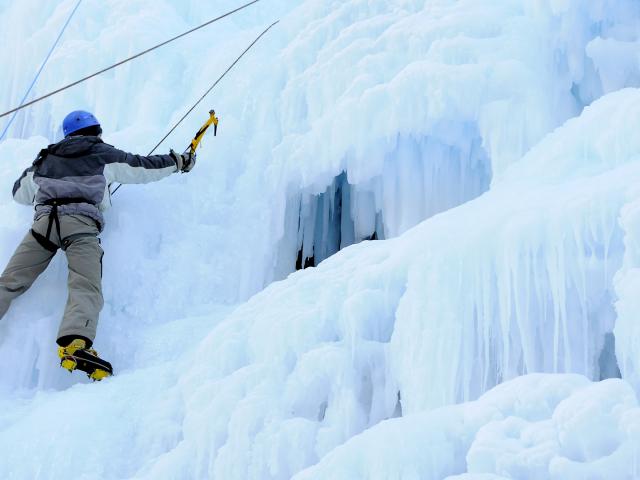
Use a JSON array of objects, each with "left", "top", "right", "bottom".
[
  {"left": 296, "top": 375, "right": 640, "bottom": 480},
  {"left": 1, "top": 0, "right": 640, "bottom": 478},
  {"left": 391, "top": 88, "right": 640, "bottom": 413}
]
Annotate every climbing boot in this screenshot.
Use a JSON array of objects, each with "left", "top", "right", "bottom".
[{"left": 58, "top": 338, "right": 113, "bottom": 381}]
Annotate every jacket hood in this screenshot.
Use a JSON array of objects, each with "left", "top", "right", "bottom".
[{"left": 49, "top": 136, "right": 103, "bottom": 158}]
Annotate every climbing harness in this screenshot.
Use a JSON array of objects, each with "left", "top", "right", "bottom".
[
  {"left": 31, "top": 197, "right": 98, "bottom": 253},
  {"left": 0, "top": 0, "right": 83, "bottom": 140},
  {"left": 110, "top": 20, "right": 279, "bottom": 196},
  {"left": 0, "top": 0, "right": 262, "bottom": 120}
]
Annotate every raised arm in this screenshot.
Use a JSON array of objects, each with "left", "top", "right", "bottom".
[{"left": 103, "top": 146, "right": 179, "bottom": 185}]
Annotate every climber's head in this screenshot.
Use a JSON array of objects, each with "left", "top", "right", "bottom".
[{"left": 62, "top": 110, "right": 102, "bottom": 138}]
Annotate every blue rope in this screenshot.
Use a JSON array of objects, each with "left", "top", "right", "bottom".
[{"left": 0, "top": 0, "right": 82, "bottom": 141}]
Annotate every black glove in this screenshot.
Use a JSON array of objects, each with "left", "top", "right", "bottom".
[{"left": 170, "top": 149, "right": 196, "bottom": 173}]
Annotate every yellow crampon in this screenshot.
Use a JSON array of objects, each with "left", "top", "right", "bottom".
[
  {"left": 187, "top": 110, "right": 218, "bottom": 156},
  {"left": 60, "top": 357, "right": 109, "bottom": 380},
  {"left": 58, "top": 338, "right": 112, "bottom": 381},
  {"left": 58, "top": 338, "right": 86, "bottom": 360},
  {"left": 60, "top": 357, "right": 77, "bottom": 371},
  {"left": 89, "top": 369, "right": 111, "bottom": 381},
  {"left": 59, "top": 346, "right": 83, "bottom": 373}
]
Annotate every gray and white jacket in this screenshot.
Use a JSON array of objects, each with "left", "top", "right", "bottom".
[{"left": 12, "top": 136, "right": 178, "bottom": 231}]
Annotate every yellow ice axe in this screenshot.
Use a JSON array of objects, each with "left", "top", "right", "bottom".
[{"left": 186, "top": 110, "right": 219, "bottom": 155}]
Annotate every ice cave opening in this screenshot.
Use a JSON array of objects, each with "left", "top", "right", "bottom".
[{"left": 277, "top": 132, "right": 493, "bottom": 274}]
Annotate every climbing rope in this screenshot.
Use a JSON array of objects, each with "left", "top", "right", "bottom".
[
  {"left": 0, "top": 0, "right": 262, "bottom": 120},
  {"left": 110, "top": 20, "right": 279, "bottom": 196},
  {"left": 0, "top": 0, "right": 83, "bottom": 141}
]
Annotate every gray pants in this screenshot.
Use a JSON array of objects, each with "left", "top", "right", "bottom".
[{"left": 0, "top": 214, "right": 103, "bottom": 344}]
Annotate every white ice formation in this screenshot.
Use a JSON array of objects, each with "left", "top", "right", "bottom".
[{"left": 0, "top": 0, "right": 640, "bottom": 478}]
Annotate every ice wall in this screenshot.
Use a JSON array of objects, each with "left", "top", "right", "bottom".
[
  {"left": 295, "top": 375, "right": 640, "bottom": 480},
  {"left": 614, "top": 193, "right": 640, "bottom": 391},
  {"left": 391, "top": 88, "right": 640, "bottom": 412},
  {"left": 267, "top": 0, "right": 640, "bottom": 279},
  {"left": 1, "top": 0, "right": 639, "bottom": 304},
  {"left": 0, "top": 0, "right": 294, "bottom": 392},
  {"left": 0, "top": 89, "right": 640, "bottom": 480},
  {"left": 1, "top": 1, "right": 640, "bottom": 478}
]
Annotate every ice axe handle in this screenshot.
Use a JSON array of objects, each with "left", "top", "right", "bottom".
[{"left": 186, "top": 110, "right": 219, "bottom": 153}]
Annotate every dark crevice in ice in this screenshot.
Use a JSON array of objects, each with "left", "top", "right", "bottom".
[
  {"left": 294, "top": 172, "right": 384, "bottom": 270},
  {"left": 599, "top": 332, "right": 622, "bottom": 380},
  {"left": 277, "top": 131, "right": 492, "bottom": 276}
]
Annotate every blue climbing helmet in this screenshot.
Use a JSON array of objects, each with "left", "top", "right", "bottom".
[{"left": 62, "top": 110, "right": 101, "bottom": 137}]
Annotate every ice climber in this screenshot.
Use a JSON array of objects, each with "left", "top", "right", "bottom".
[{"left": 0, "top": 110, "right": 196, "bottom": 380}]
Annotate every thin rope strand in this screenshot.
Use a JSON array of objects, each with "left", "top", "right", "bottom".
[
  {"left": 0, "top": 0, "right": 83, "bottom": 140},
  {"left": 148, "top": 21, "right": 279, "bottom": 156},
  {"left": 110, "top": 20, "right": 279, "bottom": 196},
  {"left": 0, "top": 0, "right": 261, "bottom": 120}
]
